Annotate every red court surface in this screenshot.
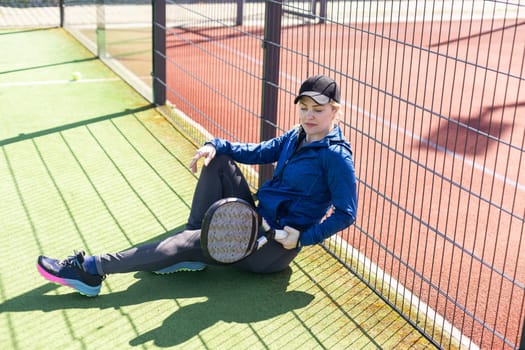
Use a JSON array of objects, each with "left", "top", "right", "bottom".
[{"left": 165, "top": 18, "right": 524, "bottom": 349}]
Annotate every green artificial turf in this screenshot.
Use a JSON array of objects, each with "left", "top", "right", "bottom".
[{"left": 0, "top": 27, "right": 442, "bottom": 349}]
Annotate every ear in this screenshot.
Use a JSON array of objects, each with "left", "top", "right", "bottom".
[
  {"left": 330, "top": 105, "right": 339, "bottom": 118},
  {"left": 331, "top": 106, "right": 341, "bottom": 125}
]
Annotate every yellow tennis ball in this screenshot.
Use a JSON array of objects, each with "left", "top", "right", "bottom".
[{"left": 71, "top": 72, "right": 82, "bottom": 81}]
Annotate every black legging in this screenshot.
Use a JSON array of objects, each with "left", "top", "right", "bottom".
[{"left": 94, "top": 155, "right": 298, "bottom": 275}]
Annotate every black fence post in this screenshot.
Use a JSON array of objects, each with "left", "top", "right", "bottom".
[
  {"left": 96, "top": 0, "right": 106, "bottom": 58},
  {"left": 520, "top": 319, "right": 525, "bottom": 350},
  {"left": 152, "top": 0, "right": 166, "bottom": 106},
  {"left": 59, "top": 0, "right": 64, "bottom": 27},
  {"left": 236, "top": 0, "right": 244, "bottom": 26},
  {"left": 259, "top": 0, "right": 283, "bottom": 186},
  {"left": 318, "top": 0, "right": 326, "bottom": 24}
]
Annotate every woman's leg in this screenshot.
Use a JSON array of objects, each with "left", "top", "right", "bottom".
[
  {"left": 233, "top": 241, "right": 298, "bottom": 274},
  {"left": 187, "top": 154, "right": 297, "bottom": 273},
  {"left": 95, "top": 154, "right": 255, "bottom": 274},
  {"left": 94, "top": 230, "right": 212, "bottom": 274},
  {"left": 95, "top": 231, "right": 298, "bottom": 275},
  {"left": 186, "top": 154, "right": 255, "bottom": 229},
  {"left": 37, "top": 155, "right": 293, "bottom": 296}
]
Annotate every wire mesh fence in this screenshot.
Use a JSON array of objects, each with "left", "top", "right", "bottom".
[
  {"left": 155, "top": 1, "right": 525, "bottom": 349},
  {"left": 0, "top": 0, "right": 61, "bottom": 27},
  {"left": 2, "top": 1, "right": 524, "bottom": 349}
]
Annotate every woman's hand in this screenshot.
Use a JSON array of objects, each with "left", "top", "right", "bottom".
[
  {"left": 275, "top": 226, "right": 300, "bottom": 250},
  {"left": 189, "top": 144, "right": 216, "bottom": 173},
  {"left": 262, "top": 218, "right": 300, "bottom": 250}
]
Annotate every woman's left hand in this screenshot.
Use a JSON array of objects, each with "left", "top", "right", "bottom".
[{"left": 275, "top": 226, "right": 300, "bottom": 250}]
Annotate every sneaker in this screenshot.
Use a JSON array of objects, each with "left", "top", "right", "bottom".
[
  {"left": 153, "top": 261, "right": 207, "bottom": 275},
  {"left": 37, "top": 250, "right": 105, "bottom": 297}
]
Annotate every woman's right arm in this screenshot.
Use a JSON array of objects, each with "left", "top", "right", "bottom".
[{"left": 206, "top": 129, "right": 295, "bottom": 165}]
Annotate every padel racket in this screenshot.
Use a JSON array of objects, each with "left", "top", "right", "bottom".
[{"left": 200, "top": 197, "right": 287, "bottom": 264}]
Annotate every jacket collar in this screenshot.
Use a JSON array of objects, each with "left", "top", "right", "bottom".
[{"left": 297, "top": 124, "right": 346, "bottom": 147}]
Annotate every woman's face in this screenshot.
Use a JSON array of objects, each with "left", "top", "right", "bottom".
[{"left": 298, "top": 97, "right": 338, "bottom": 142}]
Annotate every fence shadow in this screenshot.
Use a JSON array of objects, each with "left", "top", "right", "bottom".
[{"left": 419, "top": 101, "right": 522, "bottom": 156}]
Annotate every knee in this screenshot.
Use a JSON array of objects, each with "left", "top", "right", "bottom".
[{"left": 206, "top": 154, "right": 233, "bottom": 170}]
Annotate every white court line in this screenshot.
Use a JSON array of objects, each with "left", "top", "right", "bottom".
[
  {"left": 328, "top": 235, "right": 480, "bottom": 350},
  {"left": 0, "top": 77, "right": 121, "bottom": 88}
]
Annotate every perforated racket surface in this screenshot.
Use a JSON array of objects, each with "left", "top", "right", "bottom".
[{"left": 201, "top": 198, "right": 283, "bottom": 264}]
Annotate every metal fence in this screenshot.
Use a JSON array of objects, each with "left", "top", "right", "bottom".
[
  {"left": 2, "top": 1, "right": 524, "bottom": 349},
  {"left": 152, "top": 1, "right": 525, "bottom": 349}
]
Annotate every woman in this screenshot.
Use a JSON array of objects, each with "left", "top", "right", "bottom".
[{"left": 37, "top": 74, "right": 358, "bottom": 297}]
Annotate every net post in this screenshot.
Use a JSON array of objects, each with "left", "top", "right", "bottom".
[
  {"left": 152, "top": 0, "right": 167, "bottom": 106},
  {"left": 259, "top": 0, "right": 283, "bottom": 186}
]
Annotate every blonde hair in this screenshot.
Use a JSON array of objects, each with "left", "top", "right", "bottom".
[{"left": 330, "top": 100, "right": 342, "bottom": 124}]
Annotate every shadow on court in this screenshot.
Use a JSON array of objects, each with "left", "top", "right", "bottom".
[
  {"left": 0, "top": 105, "right": 155, "bottom": 147},
  {"left": 0, "top": 266, "right": 313, "bottom": 347},
  {"left": 421, "top": 101, "right": 519, "bottom": 156}
]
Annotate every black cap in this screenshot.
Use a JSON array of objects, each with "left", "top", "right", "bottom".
[{"left": 294, "top": 75, "right": 340, "bottom": 105}]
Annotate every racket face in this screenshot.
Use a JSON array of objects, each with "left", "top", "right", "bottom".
[{"left": 201, "top": 198, "right": 259, "bottom": 264}]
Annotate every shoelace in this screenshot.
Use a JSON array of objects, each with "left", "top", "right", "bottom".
[
  {"left": 60, "top": 251, "right": 84, "bottom": 270},
  {"left": 56, "top": 250, "right": 105, "bottom": 281}
]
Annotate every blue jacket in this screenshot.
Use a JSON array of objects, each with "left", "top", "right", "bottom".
[{"left": 208, "top": 125, "right": 357, "bottom": 247}]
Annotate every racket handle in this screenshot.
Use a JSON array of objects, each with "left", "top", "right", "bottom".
[
  {"left": 261, "top": 217, "right": 272, "bottom": 231},
  {"left": 255, "top": 230, "right": 286, "bottom": 250},
  {"left": 256, "top": 236, "right": 269, "bottom": 249},
  {"left": 274, "top": 229, "right": 287, "bottom": 240}
]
